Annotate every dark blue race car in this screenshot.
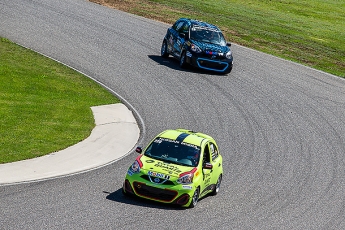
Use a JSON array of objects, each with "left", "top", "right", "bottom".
[{"left": 161, "top": 18, "right": 233, "bottom": 74}]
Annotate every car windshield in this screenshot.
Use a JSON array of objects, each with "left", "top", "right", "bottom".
[
  {"left": 189, "top": 26, "right": 226, "bottom": 46},
  {"left": 144, "top": 137, "right": 200, "bottom": 167}
]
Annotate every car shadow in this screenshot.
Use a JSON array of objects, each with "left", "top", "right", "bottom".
[
  {"left": 103, "top": 188, "right": 185, "bottom": 210},
  {"left": 148, "top": 55, "right": 229, "bottom": 76}
]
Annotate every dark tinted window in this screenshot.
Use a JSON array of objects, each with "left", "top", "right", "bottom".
[
  {"left": 210, "top": 143, "right": 219, "bottom": 161},
  {"left": 172, "top": 20, "right": 185, "bottom": 32},
  {"left": 189, "top": 26, "right": 226, "bottom": 46},
  {"left": 144, "top": 137, "right": 200, "bottom": 167}
]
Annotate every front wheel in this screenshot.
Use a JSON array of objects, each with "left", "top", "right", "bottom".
[
  {"left": 179, "top": 51, "right": 187, "bottom": 68},
  {"left": 161, "top": 40, "right": 169, "bottom": 58},
  {"left": 189, "top": 187, "right": 199, "bottom": 208}
]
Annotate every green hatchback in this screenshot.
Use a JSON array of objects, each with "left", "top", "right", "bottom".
[{"left": 123, "top": 129, "right": 223, "bottom": 208}]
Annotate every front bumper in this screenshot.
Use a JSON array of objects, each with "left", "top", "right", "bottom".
[
  {"left": 123, "top": 173, "right": 195, "bottom": 207},
  {"left": 186, "top": 51, "right": 233, "bottom": 73}
]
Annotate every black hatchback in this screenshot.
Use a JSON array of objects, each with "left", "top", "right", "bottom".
[{"left": 161, "top": 18, "right": 233, "bottom": 74}]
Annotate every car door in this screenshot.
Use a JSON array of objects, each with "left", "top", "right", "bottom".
[
  {"left": 168, "top": 19, "right": 184, "bottom": 57},
  {"left": 209, "top": 141, "right": 222, "bottom": 184},
  {"left": 175, "top": 21, "right": 189, "bottom": 57},
  {"left": 200, "top": 142, "right": 214, "bottom": 197}
]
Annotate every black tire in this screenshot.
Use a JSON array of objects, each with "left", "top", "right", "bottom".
[
  {"left": 211, "top": 174, "right": 222, "bottom": 196},
  {"left": 179, "top": 51, "right": 187, "bottom": 68},
  {"left": 122, "top": 187, "right": 128, "bottom": 196},
  {"left": 161, "top": 40, "right": 169, "bottom": 58},
  {"left": 189, "top": 187, "right": 199, "bottom": 208}
]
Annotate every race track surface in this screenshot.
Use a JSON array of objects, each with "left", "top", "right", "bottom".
[{"left": 1, "top": 0, "right": 345, "bottom": 229}]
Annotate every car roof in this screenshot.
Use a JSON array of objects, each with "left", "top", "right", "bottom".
[
  {"left": 156, "top": 129, "right": 215, "bottom": 147},
  {"left": 180, "top": 18, "right": 221, "bottom": 32}
]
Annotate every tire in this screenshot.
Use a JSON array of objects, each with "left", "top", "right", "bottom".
[
  {"left": 179, "top": 51, "right": 187, "bottom": 68},
  {"left": 189, "top": 187, "right": 200, "bottom": 208},
  {"left": 211, "top": 174, "right": 222, "bottom": 196},
  {"left": 122, "top": 186, "right": 128, "bottom": 196},
  {"left": 161, "top": 40, "right": 169, "bottom": 58}
]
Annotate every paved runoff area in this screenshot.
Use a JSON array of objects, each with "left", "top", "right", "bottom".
[{"left": 0, "top": 103, "right": 140, "bottom": 185}]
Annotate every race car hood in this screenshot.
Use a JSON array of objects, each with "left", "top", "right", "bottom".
[
  {"left": 190, "top": 39, "right": 230, "bottom": 54},
  {"left": 140, "top": 155, "right": 194, "bottom": 179}
]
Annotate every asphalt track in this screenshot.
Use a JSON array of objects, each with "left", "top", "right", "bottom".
[{"left": 1, "top": 0, "right": 345, "bottom": 229}]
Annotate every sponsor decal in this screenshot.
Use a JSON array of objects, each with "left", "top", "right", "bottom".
[
  {"left": 181, "top": 142, "right": 199, "bottom": 150},
  {"left": 205, "top": 51, "right": 223, "bottom": 57},
  {"left": 154, "top": 161, "right": 182, "bottom": 174},
  {"left": 182, "top": 185, "right": 193, "bottom": 190},
  {"left": 205, "top": 177, "right": 211, "bottom": 184},
  {"left": 205, "top": 51, "right": 215, "bottom": 55},
  {"left": 146, "top": 159, "right": 155, "bottom": 163},
  {"left": 153, "top": 138, "right": 200, "bottom": 151},
  {"left": 148, "top": 171, "right": 170, "bottom": 180},
  {"left": 154, "top": 138, "right": 179, "bottom": 144}
]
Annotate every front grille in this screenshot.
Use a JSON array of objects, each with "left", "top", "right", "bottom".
[
  {"left": 133, "top": 182, "right": 178, "bottom": 202},
  {"left": 197, "top": 58, "right": 228, "bottom": 71},
  {"left": 140, "top": 175, "right": 175, "bottom": 185}
]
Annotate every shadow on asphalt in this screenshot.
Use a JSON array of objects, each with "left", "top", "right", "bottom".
[
  {"left": 103, "top": 188, "right": 185, "bottom": 210},
  {"left": 148, "top": 55, "right": 229, "bottom": 76}
]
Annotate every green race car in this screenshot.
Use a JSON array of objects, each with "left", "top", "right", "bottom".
[{"left": 122, "top": 129, "right": 223, "bottom": 208}]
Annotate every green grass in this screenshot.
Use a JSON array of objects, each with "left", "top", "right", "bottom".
[
  {"left": 0, "top": 38, "right": 120, "bottom": 164},
  {"left": 97, "top": 0, "right": 345, "bottom": 77}
]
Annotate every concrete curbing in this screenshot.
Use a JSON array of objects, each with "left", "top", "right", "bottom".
[{"left": 0, "top": 103, "right": 140, "bottom": 185}]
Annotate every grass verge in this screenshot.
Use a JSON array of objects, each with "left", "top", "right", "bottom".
[
  {"left": 0, "top": 38, "right": 120, "bottom": 164},
  {"left": 92, "top": 0, "right": 345, "bottom": 77}
]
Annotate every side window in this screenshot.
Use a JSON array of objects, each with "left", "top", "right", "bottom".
[
  {"left": 203, "top": 143, "right": 211, "bottom": 164},
  {"left": 210, "top": 143, "right": 219, "bottom": 161},
  {"left": 172, "top": 20, "right": 179, "bottom": 30},
  {"left": 180, "top": 23, "right": 189, "bottom": 34},
  {"left": 173, "top": 21, "right": 184, "bottom": 32}
]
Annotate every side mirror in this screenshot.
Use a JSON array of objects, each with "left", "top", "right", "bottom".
[
  {"left": 203, "top": 162, "right": 213, "bottom": 170},
  {"left": 135, "top": 147, "right": 142, "bottom": 154},
  {"left": 226, "top": 42, "right": 231, "bottom": 47}
]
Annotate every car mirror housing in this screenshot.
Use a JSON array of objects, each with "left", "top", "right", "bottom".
[
  {"left": 135, "top": 147, "right": 142, "bottom": 154},
  {"left": 179, "top": 33, "right": 186, "bottom": 39},
  {"left": 203, "top": 162, "right": 213, "bottom": 170},
  {"left": 226, "top": 42, "right": 231, "bottom": 47}
]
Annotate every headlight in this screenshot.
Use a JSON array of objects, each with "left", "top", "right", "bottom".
[
  {"left": 226, "top": 50, "right": 232, "bottom": 59},
  {"left": 177, "top": 173, "right": 194, "bottom": 184},
  {"left": 130, "top": 160, "right": 141, "bottom": 174},
  {"left": 191, "top": 44, "right": 202, "bottom": 53}
]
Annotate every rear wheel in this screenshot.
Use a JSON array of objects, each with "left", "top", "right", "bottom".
[
  {"left": 211, "top": 174, "right": 222, "bottom": 195},
  {"left": 179, "top": 51, "right": 187, "bottom": 68},
  {"left": 189, "top": 187, "right": 199, "bottom": 208},
  {"left": 161, "top": 40, "right": 169, "bottom": 58}
]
